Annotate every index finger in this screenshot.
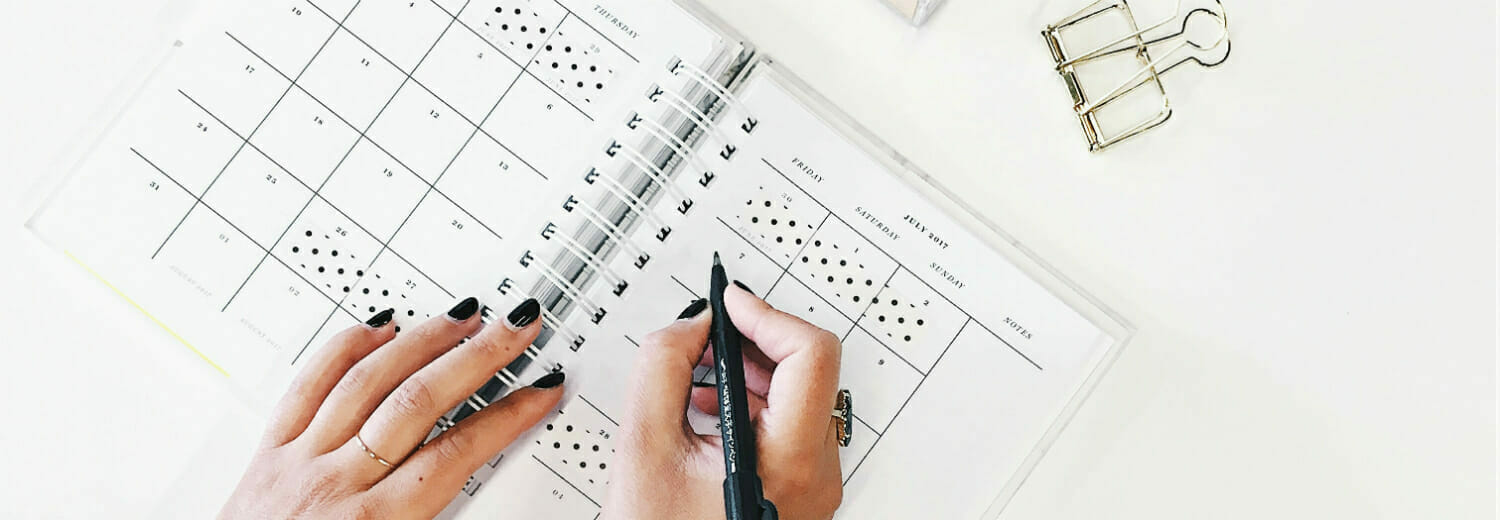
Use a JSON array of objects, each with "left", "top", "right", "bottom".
[{"left": 723, "top": 285, "right": 841, "bottom": 450}]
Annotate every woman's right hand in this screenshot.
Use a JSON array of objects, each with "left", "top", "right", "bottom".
[{"left": 602, "top": 285, "right": 844, "bottom": 519}]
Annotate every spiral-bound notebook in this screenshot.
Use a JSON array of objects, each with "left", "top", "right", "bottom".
[{"left": 28, "top": 0, "right": 1130, "bottom": 517}]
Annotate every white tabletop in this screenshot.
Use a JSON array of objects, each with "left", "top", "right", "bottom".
[{"left": 1, "top": 0, "right": 1493, "bottom": 518}]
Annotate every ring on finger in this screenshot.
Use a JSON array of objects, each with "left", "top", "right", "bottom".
[
  {"left": 353, "top": 433, "right": 403, "bottom": 469},
  {"left": 832, "top": 389, "right": 853, "bottom": 447}
]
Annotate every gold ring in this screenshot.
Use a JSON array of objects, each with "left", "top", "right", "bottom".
[
  {"left": 832, "top": 389, "right": 853, "bottom": 447},
  {"left": 353, "top": 433, "right": 398, "bottom": 469}
]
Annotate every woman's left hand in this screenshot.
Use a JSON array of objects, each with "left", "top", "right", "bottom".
[{"left": 219, "top": 297, "right": 563, "bottom": 520}]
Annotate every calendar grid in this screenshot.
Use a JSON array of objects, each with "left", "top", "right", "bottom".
[
  {"left": 151, "top": 2, "right": 357, "bottom": 261},
  {"left": 285, "top": 1, "right": 579, "bottom": 364},
  {"left": 131, "top": 148, "right": 364, "bottom": 324},
  {"left": 758, "top": 158, "right": 1042, "bottom": 371},
  {"left": 305, "top": 0, "right": 597, "bottom": 136},
  {"left": 712, "top": 215, "right": 924, "bottom": 377},
  {"left": 843, "top": 317, "right": 971, "bottom": 484},
  {"left": 173, "top": 88, "right": 458, "bottom": 311},
  {"left": 674, "top": 159, "right": 1051, "bottom": 485},
  {"left": 219, "top": 0, "right": 472, "bottom": 313},
  {"left": 710, "top": 215, "right": 920, "bottom": 438},
  {"left": 216, "top": 31, "right": 527, "bottom": 242}
]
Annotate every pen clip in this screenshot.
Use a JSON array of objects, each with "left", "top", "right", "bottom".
[{"left": 758, "top": 498, "right": 779, "bottom": 520}]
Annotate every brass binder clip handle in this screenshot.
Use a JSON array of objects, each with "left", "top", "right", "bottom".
[{"left": 1043, "top": 0, "right": 1232, "bottom": 152}]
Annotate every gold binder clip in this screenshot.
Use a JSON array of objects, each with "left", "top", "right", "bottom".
[{"left": 1043, "top": 0, "right": 1231, "bottom": 152}]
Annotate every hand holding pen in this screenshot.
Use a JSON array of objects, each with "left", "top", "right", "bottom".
[{"left": 604, "top": 271, "right": 847, "bottom": 520}]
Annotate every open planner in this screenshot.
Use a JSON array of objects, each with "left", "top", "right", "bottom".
[{"left": 28, "top": 0, "right": 1132, "bottom": 517}]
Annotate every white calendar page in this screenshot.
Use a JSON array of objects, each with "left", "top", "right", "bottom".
[
  {"left": 542, "top": 63, "right": 1123, "bottom": 519},
  {"left": 29, "top": 0, "right": 728, "bottom": 397},
  {"left": 35, "top": 0, "right": 1126, "bottom": 517}
]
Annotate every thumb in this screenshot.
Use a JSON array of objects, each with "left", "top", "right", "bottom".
[{"left": 622, "top": 299, "right": 713, "bottom": 444}]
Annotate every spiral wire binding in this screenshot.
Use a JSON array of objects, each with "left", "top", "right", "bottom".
[
  {"left": 586, "top": 168, "right": 672, "bottom": 233},
  {"left": 533, "top": 260, "right": 605, "bottom": 319},
  {"left": 548, "top": 228, "right": 629, "bottom": 289},
  {"left": 650, "top": 85, "right": 736, "bottom": 146},
  {"left": 438, "top": 47, "right": 755, "bottom": 439},
  {"left": 570, "top": 196, "right": 654, "bottom": 261},
  {"left": 630, "top": 112, "right": 715, "bottom": 176},
  {"left": 610, "top": 142, "right": 694, "bottom": 203},
  {"left": 669, "top": 57, "right": 758, "bottom": 128}
]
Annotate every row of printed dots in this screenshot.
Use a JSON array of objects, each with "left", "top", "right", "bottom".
[{"left": 544, "top": 423, "right": 609, "bottom": 470}]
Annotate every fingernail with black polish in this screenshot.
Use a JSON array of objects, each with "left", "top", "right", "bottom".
[
  {"left": 677, "top": 298, "right": 708, "bottom": 320},
  {"left": 365, "top": 308, "right": 394, "bottom": 328},
  {"left": 447, "top": 297, "right": 480, "bottom": 321},
  {"left": 733, "top": 280, "right": 753, "bottom": 295},
  {"left": 531, "top": 371, "right": 566, "bottom": 389},
  {"left": 506, "top": 298, "right": 541, "bottom": 329}
]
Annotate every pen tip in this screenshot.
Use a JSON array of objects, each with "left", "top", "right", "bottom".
[{"left": 713, "top": 251, "right": 721, "bottom": 265}]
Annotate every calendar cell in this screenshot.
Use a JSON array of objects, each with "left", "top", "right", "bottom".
[
  {"left": 226, "top": 0, "right": 338, "bottom": 76},
  {"left": 643, "top": 216, "right": 783, "bottom": 301},
  {"left": 343, "top": 253, "right": 452, "bottom": 332},
  {"left": 438, "top": 136, "right": 552, "bottom": 238},
  {"left": 49, "top": 145, "right": 198, "bottom": 257},
  {"left": 225, "top": 261, "right": 335, "bottom": 354},
  {"left": 461, "top": 0, "right": 568, "bottom": 64},
  {"left": 297, "top": 31, "right": 406, "bottom": 130},
  {"left": 320, "top": 139, "right": 431, "bottom": 241},
  {"left": 343, "top": 0, "right": 453, "bottom": 73},
  {"left": 414, "top": 25, "right": 525, "bottom": 122},
  {"left": 367, "top": 83, "right": 474, "bottom": 183},
  {"left": 788, "top": 218, "right": 899, "bottom": 320},
  {"left": 172, "top": 36, "right": 291, "bottom": 136},
  {"left": 858, "top": 268, "right": 967, "bottom": 374},
  {"left": 763, "top": 276, "right": 854, "bottom": 340},
  {"left": 125, "top": 92, "right": 244, "bottom": 196},
  {"left": 529, "top": 396, "right": 619, "bottom": 504},
  {"left": 482, "top": 75, "right": 593, "bottom": 179},
  {"left": 838, "top": 328, "right": 923, "bottom": 433},
  {"left": 201, "top": 148, "right": 314, "bottom": 247},
  {"left": 273, "top": 198, "right": 384, "bottom": 300},
  {"left": 527, "top": 16, "right": 633, "bottom": 114},
  {"left": 153, "top": 206, "right": 265, "bottom": 308},
  {"left": 839, "top": 414, "right": 879, "bottom": 482},
  {"left": 252, "top": 88, "right": 360, "bottom": 188},
  {"left": 724, "top": 173, "right": 830, "bottom": 268},
  {"left": 389, "top": 195, "right": 515, "bottom": 295}
]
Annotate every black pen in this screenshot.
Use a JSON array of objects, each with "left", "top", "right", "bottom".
[{"left": 710, "top": 252, "right": 778, "bottom": 520}]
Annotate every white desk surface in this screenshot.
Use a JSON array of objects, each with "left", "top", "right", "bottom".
[{"left": 0, "top": 0, "right": 1493, "bottom": 518}]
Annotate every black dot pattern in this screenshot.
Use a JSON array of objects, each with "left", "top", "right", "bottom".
[
  {"left": 340, "top": 269, "right": 431, "bottom": 329},
  {"left": 533, "top": 405, "right": 617, "bottom": 496},
  {"left": 865, "top": 288, "right": 929, "bottom": 344},
  {"left": 287, "top": 227, "right": 364, "bottom": 298},
  {"left": 734, "top": 186, "right": 817, "bottom": 261},
  {"left": 478, "top": 0, "right": 557, "bottom": 59},
  {"left": 515, "top": 19, "right": 620, "bottom": 108},
  {"left": 798, "top": 238, "right": 884, "bottom": 308}
]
